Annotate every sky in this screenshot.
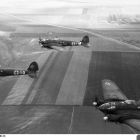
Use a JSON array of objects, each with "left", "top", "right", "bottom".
[
  {"left": 0, "top": 0, "right": 140, "bottom": 14},
  {"left": 0, "top": 0, "right": 140, "bottom": 28}
]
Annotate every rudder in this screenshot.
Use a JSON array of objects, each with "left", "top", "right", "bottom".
[
  {"left": 81, "top": 35, "right": 89, "bottom": 44},
  {"left": 27, "top": 61, "right": 39, "bottom": 78}
]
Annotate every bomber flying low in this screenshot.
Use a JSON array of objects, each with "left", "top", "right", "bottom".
[
  {"left": 0, "top": 61, "right": 39, "bottom": 78},
  {"left": 92, "top": 79, "right": 140, "bottom": 131},
  {"left": 39, "top": 35, "right": 90, "bottom": 50}
]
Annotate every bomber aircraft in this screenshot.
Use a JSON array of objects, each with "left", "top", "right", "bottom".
[
  {"left": 0, "top": 61, "right": 39, "bottom": 78},
  {"left": 39, "top": 35, "right": 90, "bottom": 50},
  {"left": 92, "top": 79, "right": 140, "bottom": 131}
]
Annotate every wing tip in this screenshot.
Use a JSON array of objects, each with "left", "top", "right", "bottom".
[
  {"left": 102, "top": 79, "right": 128, "bottom": 100},
  {"left": 102, "top": 79, "right": 119, "bottom": 90}
]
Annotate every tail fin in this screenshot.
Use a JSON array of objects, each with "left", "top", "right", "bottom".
[
  {"left": 27, "top": 61, "right": 39, "bottom": 78},
  {"left": 81, "top": 35, "right": 89, "bottom": 47}
]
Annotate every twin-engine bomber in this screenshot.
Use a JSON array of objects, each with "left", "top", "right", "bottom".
[
  {"left": 39, "top": 35, "right": 90, "bottom": 50},
  {"left": 0, "top": 61, "right": 39, "bottom": 78},
  {"left": 92, "top": 79, "right": 140, "bottom": 131}
]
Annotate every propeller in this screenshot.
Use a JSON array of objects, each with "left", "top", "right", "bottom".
[
  {"left": 92, "top": 101, "right": 98, "bottom": 106},
  {"left": 103, "top": 116, "right": 108, "bottom": 121},
  {"left": 92, "top": 96, "right": 100, "bottom": 106}
]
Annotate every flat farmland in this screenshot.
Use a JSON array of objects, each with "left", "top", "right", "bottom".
[
  {"left": 91, "top": 29, "right": 140, "bottom": 48},
  {"left": 0, "top": 25, "right": 140, "bottom": 134}
]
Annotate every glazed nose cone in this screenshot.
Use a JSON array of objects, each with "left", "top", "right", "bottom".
[{"left": 98, "top": 103, "right": 111, "bottom": 110}]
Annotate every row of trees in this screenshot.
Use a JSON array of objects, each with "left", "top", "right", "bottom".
[{"left": 107, "top": 14, "right": 140, "bottom": 24}]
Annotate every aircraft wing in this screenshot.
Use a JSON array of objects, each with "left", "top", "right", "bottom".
[
  {"left": 102, "top": 79, "right": 140, "bottom": 132},
  {"left": 51, "top": 46, "right": 64, "bottom": 51},
  {"left": 102, "top": 79, "right": 128, "bottom": 101},
  {"left": 125, "top": 119, "right": 140, "bottom": 132}
]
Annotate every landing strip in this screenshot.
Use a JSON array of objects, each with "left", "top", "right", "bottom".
[{"left": 0, "top": 26, "right": 140, "bottom": 133}]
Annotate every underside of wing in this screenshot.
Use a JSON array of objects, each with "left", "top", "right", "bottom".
[
  {"left": 102, "top": 79, "right": 128, "bottom": 101},
  {"left": 51, "top": 46, "right": 64, "bottom": 51},
  {"left": 125, "top": 119, "right": 140, "bottom": 132}
]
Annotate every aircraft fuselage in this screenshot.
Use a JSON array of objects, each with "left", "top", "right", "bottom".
[
  {"left": 40, "top": 39, "right": 81, "bottom": 49},
  {"left": 0, "top": 61, "right": 39, "bottom": 77},
  {"left": 98, "top": 100, "right": 139, "bottom": 114},
  {"left": 0, "top": 69, "right": 28, "bottom": 76}
]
